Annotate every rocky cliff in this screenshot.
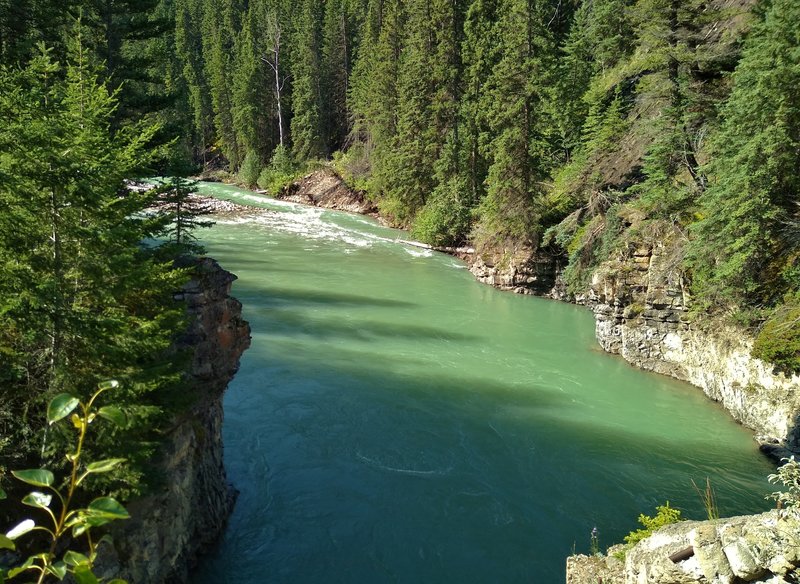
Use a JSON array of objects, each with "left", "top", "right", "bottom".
[
  {"left": 566, "top": 510, "right": 800, "bottom": 584},
  {"left": 587, "top": 238, "right": 800, "bottom": 457},
  {"left": 98, "top": 258, "right": 251, "bottom": 583},
  {"left": 462, "top": 237, "right": 800, "bottom": 458}
]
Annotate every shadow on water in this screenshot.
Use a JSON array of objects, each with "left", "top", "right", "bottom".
[
  {"left": 238, "top": 284, "right": 417, "bottom": 309},
  {"left": 256, "top": 308, "right": 482, "bottom": 343},
  {"left": 205, "top": 340, "right": 773, "bottom": 584}
]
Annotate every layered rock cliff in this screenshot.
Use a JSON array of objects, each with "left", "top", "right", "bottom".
[
  {"left": 566, "top": 510, "right": 800, "bottom": 584},
  {"left": 462, "top": 238, "right": 800, "bottom": 458},
  {"left": 98, "top": 258, "right": 251, "bottom": 583},
  {"left": 587, "top": 238, "right": 800, "bottom": 457}
]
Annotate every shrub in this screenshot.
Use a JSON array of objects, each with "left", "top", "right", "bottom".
[
  {"left": 623, "top": 502, "right": 683, "bottom": 548},
  {"left": 767, "top": 456, "right": 800, "bottom": 516},
  {"left": 752, "top": 299, "right": 800, "bottom": 377},
  {"left": 411, "top": 176, "right": 472, "bottom": 247},
  {"left": 257, "top": 146, "right": 299, "bottom": 195}
]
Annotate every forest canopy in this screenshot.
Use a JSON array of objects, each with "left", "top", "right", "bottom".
[{"left": 1, "top": 0, "right": 798, "bottom": 396}]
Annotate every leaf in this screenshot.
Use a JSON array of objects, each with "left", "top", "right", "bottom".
[
  {"left": 12, "top": 469, "right": 54, "bottom": 488},
  {"left": 0, "top": 534, "right": 14, "bottom": 551},
  {"left": 85, "top": 459, "right": 126, "bottom": 474},
  {"left": 0, "top": 487, "right": 6, "bottom": 500},
  {"left": 47, "top": 561, "right": 67, "bottom": 579},
  {"left": 96, "top": 534, "right": 114, "bottom": 549},
  {"left": 47, "top": 393, "right": 80, "bottom": 425},
  {"left": 7, "top": 557, "right": 34, "bottom": 578},
  {"left": 97, "top": 406, "right": 126, "bottom": 427},
  {"left": 73, "top": 565, "right": 99, "bottom": 584},
  {"left": 63, "top": 550, "right": 90, "bottom": 567},
  {"left": 6, "top": 519, "right": 35, "bottom": 539},
  {"left": 106, "top": 580, "right": 128, "bottom": 584},
  {"left": 97, "top": 380, "right": 119, "bottom": 391},
  {"left": 22, "top": 491, "right": 52, "bottom": 509},
  {"left": 87, "top": 497, "right": 129, "bottom": 520},
  {"left": 71, "top": 413, "right": 84, "bottom": 430}
]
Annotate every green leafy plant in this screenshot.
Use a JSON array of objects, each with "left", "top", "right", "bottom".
[
  {"left": 623, "top": 502, "right": 683, "bottom": 548},
  {"left": 1, "top": 381, "right": 130, "bottom": 584},
  {"left": 767, "top": 456, "right": 800, "bottom": 516}
]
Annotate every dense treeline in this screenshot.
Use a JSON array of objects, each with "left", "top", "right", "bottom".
[
  {"left": 0, "top": 7, "right": 212, "bottom": 503},
  {"left": 167, "top": 0, "right": 798, "bottom": 371},
  {"left": 169, "top": 0, "right": 800, "bottom": 371},
  {"left": 1, "top": 1, "right": 798, "bottom": 384}
]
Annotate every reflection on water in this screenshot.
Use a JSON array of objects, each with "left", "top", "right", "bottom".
[{"left": 193, "top": 182, "right": 772, "bottom": 583}]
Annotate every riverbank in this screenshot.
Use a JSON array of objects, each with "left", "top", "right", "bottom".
[
  {"left": 203, "top": 169, "right": 799, "bottom": 460},
  {"left": 97, "top": 258, "right": 251, "bottom": 583}
]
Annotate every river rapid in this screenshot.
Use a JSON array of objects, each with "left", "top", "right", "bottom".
[{"left": 191, "top": 181, "right": 772, "bottom": 583}]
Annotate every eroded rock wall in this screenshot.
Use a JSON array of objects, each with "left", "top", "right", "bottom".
[
  {"left": 461, "top": 244, "right": 563, "bottom": 296},
  {"left": 567, "top": 511, "right": 800, "bottom": 584},
  {"left": 461, "top": 237, "right": 799, "bottom": 455},
  {"left": 98, "top": 258, "right": 251, "bottom": 583},
  {"left": 589, "top": 240, "right": 800, "bottom": 455},
  {"left": 277, "top": 169, "right": 378, "bottom": 215}
]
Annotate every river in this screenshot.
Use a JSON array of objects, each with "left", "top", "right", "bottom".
[{"left": 191, "top": 181, "right": 772, "bottom": 583}]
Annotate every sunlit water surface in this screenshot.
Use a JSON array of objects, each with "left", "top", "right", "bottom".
[{"left": 191, "top": 182, "right": 772, "bottom": 583}]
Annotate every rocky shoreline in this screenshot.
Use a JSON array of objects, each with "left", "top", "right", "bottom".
[
  {"left": 97, "top": 258, "right": 251, "bottom": 583},
  {"left": 222, "top": 169, "right": 799, "bottom": 458}
]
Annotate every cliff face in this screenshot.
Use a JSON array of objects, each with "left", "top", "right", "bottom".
[
  {"left": 464, "top": 241, "right": 800, "bottom": 457},
  {"left": 462, "top": 244, "right": 563, "bottom": 296},
  {"left": 566, "top": 511, "right": 800, "bottom": 584},
  {"left": 98, "top": 258, "right": 251, "bottom": 584},
  {"left": 588, "top": 240, "right": 800, "bottom": 456}
]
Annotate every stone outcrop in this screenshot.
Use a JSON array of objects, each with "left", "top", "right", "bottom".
[
  {"left": 567, "top": 511, "right": 800, "bottom": 584},
  {"left": 456, "top": 233, "right": 799, "bottom": 457},
  {"left": 97, "top": 258, "right": 251, "bottom": 584},
  {"left": 277, "top": 169, "right": 379, "bottom": 215},
  {"left": 459, "top": 244, "right": 564, "bottom": 296},
  {"left": 587, "top": 239, "right": 800, "bottom": 456}
]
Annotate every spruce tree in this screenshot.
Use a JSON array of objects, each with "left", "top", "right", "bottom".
[
  {"left": 690, "top": 0, "right": 800, "bottom": 307},
  {"left": 0, "top": 41, "right": 186, "bottom": 490},
  {"left": 290, "top": 0, "right": 326, "bottom": 160}
]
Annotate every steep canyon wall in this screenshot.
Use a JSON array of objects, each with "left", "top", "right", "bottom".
[{"left": 98, "top": 258, "right": 251, "bottom": 583}]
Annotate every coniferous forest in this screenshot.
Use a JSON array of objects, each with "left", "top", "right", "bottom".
[
  {"left": 1, "top": 0, "right": 799, "bottom": 541},
  {"left": 0, "top": 0, "right": 799, "bottom": 580}
]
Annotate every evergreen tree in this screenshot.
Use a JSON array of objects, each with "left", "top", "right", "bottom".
[
  {"left": 175, "top": 0, "right": 215, "bottom": 162},
  {"left": 690, "top": 0, "right": 800, "bottom": 307},
  {"left": 321, "top": 0, "right": 356, "bottom": 151},
  {"left": 474, "top": 0, "right": 558, "bottom": 247},
  {"left": 202, "top": 0, "right": 241, "bottom": 167},
  {"left": 290, "top": 0, "right": 326, "bottom": 160},
  {"left": 0, "top": 41, "right": 186, "bottom": 490}
]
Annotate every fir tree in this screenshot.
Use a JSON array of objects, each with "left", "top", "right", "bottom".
[
  {"left": 290, "top": 0, "right": 326, "bottom": 160},
  {"left": 690, "top": 0, "right": 800, "bottom": 307}
]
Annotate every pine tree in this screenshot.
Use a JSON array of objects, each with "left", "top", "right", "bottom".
[
  {"left": 321, "top": 0, "right": 356, "bottom": 151},
  {"left": 690, "top": 0, "right": 800, "bottom": 307},
  {"left": 0, "top": 40, "right": 187, "bottom": 490},
  {"left": 474, "top": 0, "right": 558, "bottom": 247},
  {"left": 202, "top": 0, "right": 241, "bottom": 168},
  {"left": 175, "top": 0, "right": 215, "bottom": 162},
  {"left": 290, "top": 0, "right": 326, "bottom": 160}
]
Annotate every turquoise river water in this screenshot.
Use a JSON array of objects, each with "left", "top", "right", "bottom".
[{"left": 192, "top": 182, "right": 773, "bottom": 583}]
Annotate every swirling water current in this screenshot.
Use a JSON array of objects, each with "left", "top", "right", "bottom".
[{"left": 191, "top": 181, "right": 772, "bottom": 583}]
